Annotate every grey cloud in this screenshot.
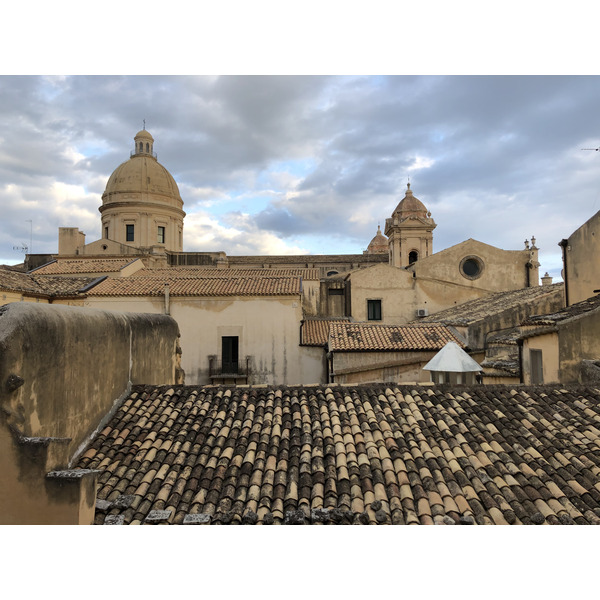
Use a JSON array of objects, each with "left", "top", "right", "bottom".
[{"left": 1, "top": 75, "right": 599, "bottom": 279}]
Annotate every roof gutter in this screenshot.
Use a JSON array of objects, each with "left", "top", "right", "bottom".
[
  {"left": 559, "top": 239, "right": 569, "bottom": 306},
  {"left": 78, "top": 276, "right": 108, "bottom": 293}
]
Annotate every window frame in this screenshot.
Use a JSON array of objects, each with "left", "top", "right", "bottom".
[
  {"left": 367, "top": 299, "right": 382, "bottom": 321},
  {"left": 126, "top": 224, "right": 135, "bottom": 242},
  {"left": 530, "top": 349, "right": 544, "bottom": 384},
  {"left": 459, "top": 255, "right": 485, "bottom": 280}
]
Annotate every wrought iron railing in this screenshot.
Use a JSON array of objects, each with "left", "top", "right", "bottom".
[{"left": 209, "top": 356, "right": 250, "bottom": 378}]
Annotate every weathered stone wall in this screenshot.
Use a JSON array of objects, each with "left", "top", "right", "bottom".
[
  {"left": 0, "top": 303, "right": 180, "bottom": 524},
  {"left": 558, "top": 307, "right": 600, "bottom": 384},
  {"left": 411, "top": 238, "right": 535, "bottom": 291},
  {"left": 522, "top": 331, "right": 560, "bottom": 385},
  {"left": 86, "top": 294, "right": 322, "bottom": 386},
  {"left": 565, "top": 209, "right": 600, "bottom": 305},
  {"left": 331, "top": 349, "right": 436, "bottom": 384},
  {"left": 464, "top": 286, "right": 565, "bottom": 351}
]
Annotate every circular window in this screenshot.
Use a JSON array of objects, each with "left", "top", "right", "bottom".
[{"left": 460, "top": 255, "right": 484, "bottom": 280}]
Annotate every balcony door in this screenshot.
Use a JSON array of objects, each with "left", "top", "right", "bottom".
[{"left": 222, "top": 336, "right": 239, "bottom": 374}]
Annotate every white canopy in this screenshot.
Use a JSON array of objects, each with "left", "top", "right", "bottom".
[{"left": 423, "top": 341, "right": 482, "bottom": 373}]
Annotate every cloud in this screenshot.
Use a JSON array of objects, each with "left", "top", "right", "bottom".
[{"left": 1, "top": 75, "right": 600, "bottom": 279}]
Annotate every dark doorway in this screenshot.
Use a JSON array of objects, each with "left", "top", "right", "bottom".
[{"left": 222, "top": 336, "right": 239, "bottom": 374}]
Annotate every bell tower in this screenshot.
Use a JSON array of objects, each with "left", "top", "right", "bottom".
[{"left": 384, "top": 183, "right": 436, "bottom": 268}]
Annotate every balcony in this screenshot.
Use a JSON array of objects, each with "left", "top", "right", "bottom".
[{"left": 208, "top": 356, "right": 250, "bottom": 384}]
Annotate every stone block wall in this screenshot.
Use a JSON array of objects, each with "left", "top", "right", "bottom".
[{"left": 0, "top": 303, "right": 180, "bottom": 524}]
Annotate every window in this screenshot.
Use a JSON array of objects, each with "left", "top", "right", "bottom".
[
  {"left": 158, "top": 226, "right": 165, "bottom": 244},
  {"left": 408, "top": 250, "right": 418, "bottom": 264},
  {"left": 222, "top": 336, "right": 239, "bottom": 374},
  {"left": 367, "top": 299, "right": 382, "bottom": 321},
  {"left": 460, "top": 255, "right": 484, "bottom": 280},
  {"left": 530, "top": 349, "right": 544, "bottom": 384},
  {"left": 126, "top": 224, "right": 135, "bottom": 242},
  {"left": 104, "top": 226, "right": 109, "bottom": 239},
  {"left": 146, "top": 142, "right": 150, "bottom": 153}
]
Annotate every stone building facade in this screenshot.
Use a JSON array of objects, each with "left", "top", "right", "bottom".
[{"left": 14, "top": 128, "right": 553, "bottom": 386}]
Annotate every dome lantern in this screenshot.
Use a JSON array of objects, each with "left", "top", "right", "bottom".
[{"left": 132, "top": 128, "right": 156, "bottom": 158}]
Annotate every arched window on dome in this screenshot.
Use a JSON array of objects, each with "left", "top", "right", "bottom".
[
  {"left": 146, "top": 143, "right": 150, "bottom": 153},
  {"left": 139, "top": 142, "right": 143, "bottom": 153},
  {"left": 409, "top": 250, "right": 419, "bottom": 265}
]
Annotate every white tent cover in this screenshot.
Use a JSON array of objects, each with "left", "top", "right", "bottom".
[{"left": 423, "top": 341, "right": 482, "bottom": 373}]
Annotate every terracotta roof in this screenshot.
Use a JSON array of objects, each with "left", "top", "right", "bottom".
[
  {"left": 131, "top": 267, "right": 321, "bottom": 281},
  {"left": 73, "top": 383, "right": 600, "bottom": 525},
  {"left": 32, "top": 258, "right": 140, "bottom": 275},
  {"left": 328, "top": 322, "right": 464, "bottom": 352},
  {"left": 87, "top": 275, "right": 302, "bottom": 297},
  {"left": 301, "top": 318, "right": 351, "bottom": 346},
  {"left": 416, "top": 284, "right": 564, "bottom": 326},
  {"left": 227, "top": 254, "right": 388, "bottom": 265},
  {"left": 0, "top": 268, "right": 98, "bottom": 297},
  {"left": 521, "top": 293, "right": 600, "bottom": 327}
]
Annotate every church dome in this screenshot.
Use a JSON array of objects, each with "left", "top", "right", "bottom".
[
  {"left": 365, "top": 225, "right": 388, "bottom": 254},
  {"left": 99, "top": 129, "right": 185, "bottom": 252},
  {"left": 135, "top": 129, "right": 153, "bottom": 140},
  {"left": 392, "top": 183, "right": 429, "bottom": 219},
  {"left": 101, "top": 130, "right": 183, "bottom": 210},
  {"left": 102, "top": 156, "right": 182, "bottom": 206}
]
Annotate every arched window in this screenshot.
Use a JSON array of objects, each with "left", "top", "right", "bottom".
[
  {"left": 146, "top": 143, "right": 150, "bottom": 152},
  {"left": 139, "top": 142, "right": 143, "bottom": 153},
  {"left": 409, "top": 250, "right": 419, "bottom": 264}
]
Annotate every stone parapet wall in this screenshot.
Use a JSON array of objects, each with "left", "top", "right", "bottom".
[{"left": 0, "top": 303, "right": 180, "bottom": 524}]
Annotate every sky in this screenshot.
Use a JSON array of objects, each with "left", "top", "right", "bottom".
[{"left": 2, "top": 74, "right": 600, "bottom": 279}]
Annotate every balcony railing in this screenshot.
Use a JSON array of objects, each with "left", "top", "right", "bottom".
[
  {"left": 208, "top": 356, "right": 250, "bottom": 381},
  {"left": 130, "top": 150, "right": 158, "bottom": 159}
]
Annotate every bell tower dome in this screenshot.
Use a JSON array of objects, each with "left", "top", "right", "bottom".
[
  {"left": 99, "top": 128, "right": 185, "bottom": 252},
  {"left": 384, "top": 183, "right": 436, "bottom": 267}
]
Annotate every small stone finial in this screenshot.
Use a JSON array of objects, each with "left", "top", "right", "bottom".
[
  {"left": 531, "top": 235, "right": 537, "bottom": 248},
  {"left": 524, "top": 239, "right": 530, "bottom": 249}
]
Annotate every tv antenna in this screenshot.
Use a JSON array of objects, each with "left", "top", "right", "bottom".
[
  {"left": 12, "top": 220, "right": 33, "bottom": 255},
  {"left": 26, "top": 219, "right": 32, "bottom": 254}
]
